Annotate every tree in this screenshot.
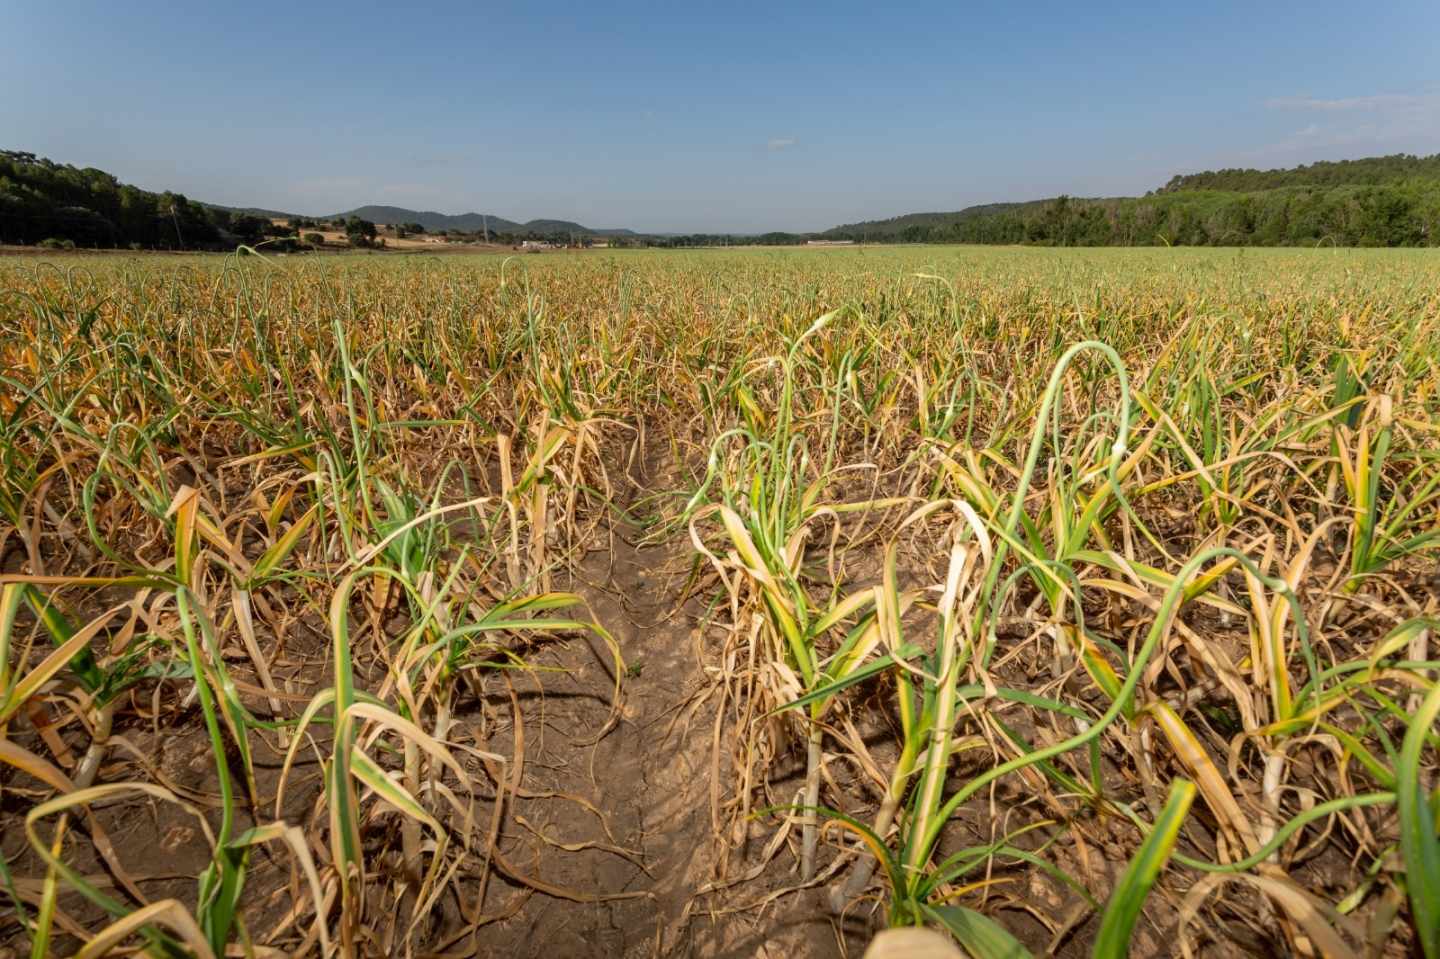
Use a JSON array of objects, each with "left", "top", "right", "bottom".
[
  {"left": 345, "top": 216, "right": 377, "bottom": 247},
  {"left": 231, "top": 215, "right": 270, "bottom": 243}
]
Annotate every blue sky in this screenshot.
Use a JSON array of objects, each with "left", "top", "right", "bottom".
[{"left": 5, "top": 1, "right": 1438, "bottom": 232}]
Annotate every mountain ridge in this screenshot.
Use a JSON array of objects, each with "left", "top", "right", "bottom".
[
  {"left": 822, "top": 202, "right": 1029, "bottom": 237},
  {"left": 204, "top": 201, "right": 640, "bottom": 236},
  {"left": 321, "top": 205, "right": 636, "bottom": 236}
]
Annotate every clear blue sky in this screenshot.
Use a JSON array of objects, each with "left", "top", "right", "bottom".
[{"left": 5, "top": 1, "right": 1438, "bottom": 233}]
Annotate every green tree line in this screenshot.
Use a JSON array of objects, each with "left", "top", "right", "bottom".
[
  {"left": 9, "top": 148, "right": 1440, "bottom": 250},
  {"left": 1158, "top": 152, "right": 1440, "bottom": 193},
  {"left": 0, "top": 151, "right": 300, "bottom": 249},
  {"left": 827, "top": 183, "right": 1440, "bottom": 247}
]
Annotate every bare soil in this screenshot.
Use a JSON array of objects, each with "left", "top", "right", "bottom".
[
  {"left": 7, "top": 443, "right": 1430, "bottom": 958},
  {"left": 0, "top": 450, "right": 868, "bottom": 958}
]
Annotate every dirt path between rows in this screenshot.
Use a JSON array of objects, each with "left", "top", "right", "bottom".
[{"left": 476, "top": 453, "right": 860, "bottom": 958}]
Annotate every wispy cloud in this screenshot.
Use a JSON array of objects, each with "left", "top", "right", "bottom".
[
  {"left": 1249, "top": 89, "right": 1440, "bottom": 159},
  {"left": 767, "top": 137, "right": 798, "bottom": 152},
  {"left": 1264, "top": 93, "right": 1439, "bottom": 113}
]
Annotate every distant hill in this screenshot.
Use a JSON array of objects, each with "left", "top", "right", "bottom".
[
  {"left": 326, "top": 205, "right": 636, "bottom": 237},
  {"left": 201, "top": 201, "right": 299, "bottom": 220},
  {"left": 0, "top": 150, "right": 646, "bottom": 248},
  {"left": 822, "top": 153, "right": 1440, "bottom": 247},
  {"left": 520, "top": 218, "right": 636, "bottom": 237},
  {"left": 325, "top": 206, "right": 516, "bottom": 233},
  {"left": 1158, "top": 153, "right": 1440, "bottom": 194},
  {"left": 823, "top": 203, "right": 1028, "bottom": 240}
]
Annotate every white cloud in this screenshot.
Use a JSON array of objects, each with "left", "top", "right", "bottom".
[
  {"left": 1250, "top": 90, "right": 1440, "bottom": 159},
  {"left": 767, "top": 137, "right": 798, "bottom": 151},
  {"left": 1264, "top": 93, "right": 1438, "bottom": 113}
]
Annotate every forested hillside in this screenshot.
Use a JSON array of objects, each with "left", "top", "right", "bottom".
[
  {"left": 0, "top": 152, "right": 637, "bottom": 249},
  {"left": 1158, "top": 153, "right": 1440, "bottom": 193},
  {"left": 825, "top": 153, "right": 1440, "bottom": 246},
  {"left": 1, "top": 151, "right": 229, "bottom": 248},
  {"left": 0, "top": 151, "right": 308, "bottom": 249}
]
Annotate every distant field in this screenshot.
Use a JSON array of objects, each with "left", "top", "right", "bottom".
[{"left": 2, "top": 246, "right": 1438, "bottom": 957}]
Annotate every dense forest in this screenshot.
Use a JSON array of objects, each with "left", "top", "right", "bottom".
[
  {"left": 1157, "top": 153, "right": 1440, "bottom": 193},
  {"left": 0, "top": 151, "right": 311, "bottom": 249},
  {"left": 824, "top": 153, "right": 1440, "bottom": 247}
]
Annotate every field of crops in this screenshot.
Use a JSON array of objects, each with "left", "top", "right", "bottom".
[{"left": 1, "top": 245, "right": 1438, "bottom": 958}]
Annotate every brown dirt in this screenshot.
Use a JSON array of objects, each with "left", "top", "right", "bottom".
[
  {"left": 463, "top": 453, "right": 861, "bottom": 958},
  {"left": 0, "top": 449, "right": 867, "bottom": 959}
]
